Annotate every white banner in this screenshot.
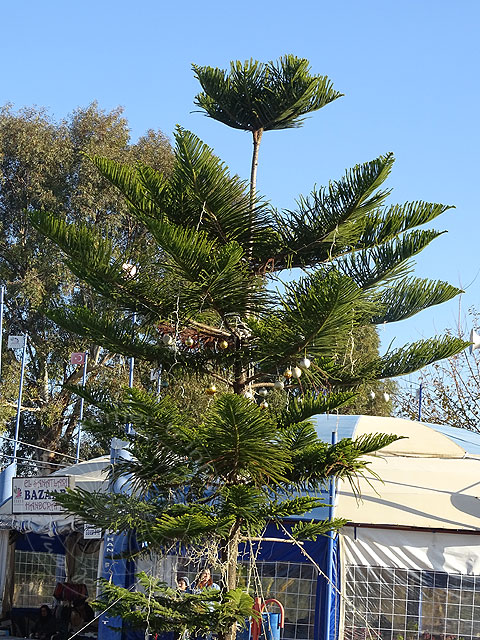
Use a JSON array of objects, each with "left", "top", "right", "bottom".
[
  {"left": 7, "top": 335, "right": 25, "bottom": 349},
  {"left": 12, "top": 476, "right": 73, "bottom": 514},
  {"left": 84, "top": 524, "right": 102, "bottom": 539}
]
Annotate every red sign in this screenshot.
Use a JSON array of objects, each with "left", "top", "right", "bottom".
[{"left": 70, "top": 352, "right": 86, "bottom": 365}]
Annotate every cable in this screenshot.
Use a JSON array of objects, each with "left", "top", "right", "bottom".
[
  {"left": 0, "top": 452, "right": 69, "bottom": 468},
  {"left": 0, "top": 434, "right": 84, "bottom": 461}
]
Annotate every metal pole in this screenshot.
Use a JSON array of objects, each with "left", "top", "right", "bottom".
[
  {"left": 126, "top": 312, "right": 136, "bottom": 435},
  {"left": 99, "top": 311, "right": 136, "bottom": 640},
  {"left": 75, "top": 352, "right": 89, "bottom": 463},
  {"left": 13, "top": 334, "right": 28, "bottom": 460},
  {"left": 0, "top": 286, "right": 5, "bottom": 382},
  {"left": 324, "top": 430, "right": 337, "bottom": 640},
  {"left": 156, "top": 364, "right": 162, "bottom": 397},
  {"left": 418, "top": 382, "right": 423, "bottom": 422}
]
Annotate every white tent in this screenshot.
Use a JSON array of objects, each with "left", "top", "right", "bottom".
[{"left": 312, "top": 415, "right": 480, "bottom": 640}]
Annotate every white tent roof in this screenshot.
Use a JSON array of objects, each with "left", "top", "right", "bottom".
[
  {"left": 312, "top": 415, "right": 480, "bottom": 531},
  {"left": 0, "top": 455, "right": 110, "bottom": 535}
]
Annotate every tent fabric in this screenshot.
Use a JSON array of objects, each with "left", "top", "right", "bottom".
[
  {"left": 312, "top": 415, "right": 480, "bottom": 531},
  {"left": 341, "top": 526, "right": 480, "bottom": 574},
  {"left": 311, "top": 414, "right": 470, "bottom": 457}
]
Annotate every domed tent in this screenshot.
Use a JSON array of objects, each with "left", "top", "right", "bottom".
[{"left": 312, "top": 415, "right": 480, "bottom": 640}]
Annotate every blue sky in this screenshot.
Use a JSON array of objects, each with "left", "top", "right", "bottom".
[{"left": 1, "top": 1, "right": 478, "bottom": 360}]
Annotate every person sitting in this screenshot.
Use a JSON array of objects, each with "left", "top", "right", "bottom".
[
  {"left": 31, "top": 605, "right": 57, "bottom": 640},
  {"left": 70, "top": 599, "right": 95, "bottom": 634},
  {"left": 191, "top": 568, "right": 219, "bottom": 593},
  {"left": 177, "top": 576, "right": 190, "bottom": 592}
]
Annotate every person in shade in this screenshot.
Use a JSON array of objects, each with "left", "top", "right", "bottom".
[
  {"left": 31, "top": 605, "right": 57, "bottom": 640},
  {"left": 191, "top": 568, "right": 219, "bottom": 593},
  {"left": 190, "top": 569, "right": 220, "bottom": 640}
]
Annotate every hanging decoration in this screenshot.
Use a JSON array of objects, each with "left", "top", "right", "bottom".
[
  {"left": 292, "top": 366, "right": 302, "bottom": 379},
  {"left": 298, "top": 357, "right": 311, "bottom": 370},
  {"left": 162, "top": 334, "right": 174, "bottom": 346},
  {"left": 284, "top": 368, "right": 293, "bottom": 379},
  {"left": 206, "top": 384, "right": 217, "bottom": 396},
  {"left": 274, "top": 380, "right": 284, "bottom": 391},
  {"left": 185, "top": 337, "right": 194, "bottom": 347},
  {"left": 218, "top": 340, "right": 229, "bottom": 350},
  {"left": 259, "top": 400, "right": 268, "bottom": 410}
]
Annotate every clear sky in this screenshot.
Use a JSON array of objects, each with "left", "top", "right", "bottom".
[{"left": 1, "top": 0, "right": 478, "bottom": 361}]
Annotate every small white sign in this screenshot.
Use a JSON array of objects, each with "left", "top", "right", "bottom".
[
  {"left": 8, "top": 335, "right": 25, "bottom": 349},
  {"left": 12, "top": 476, "right": 72, "bottom": 514},
  {"left": 84, "top": 524, "right": 102, "bottom": 539},
  {"left": 150, "top": 368, "right": 161, "bottom": 381}
]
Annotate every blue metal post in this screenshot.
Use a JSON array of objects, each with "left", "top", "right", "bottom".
[
  {"left": 98, "top": 312, "right": 137, "bottom": 640},
  {"left": 126, "top": 312, "right": 136, "bottom": 435},
  {"left": 13, "top": 335, "right": 28, "bottom": 461},
  {"left": 323, "top": 430, "right": 337, "bottom": 640},
  {"left": 75, "top": 352, "right": 89, "bottom": 463},
  {"left": 0, "top": 286, "right": 5, "bottom": 381}
]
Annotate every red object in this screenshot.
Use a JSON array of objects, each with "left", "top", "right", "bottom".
[
  {"left": 261, "top": 599, "right": 285, "bottom": 628},
  {"left": 70, "top": 352, "right": 86, "bottom": 365},
  {"left": 250, "top": 597, "right": 285, "bottom": 640},
  {"left": 53, "top": 582, "right": 88, "bottom": 601}
]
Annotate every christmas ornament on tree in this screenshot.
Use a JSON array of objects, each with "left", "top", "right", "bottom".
[
  {"left": 259, "top": 400, "right": 268, "bottom": 410},
  {"left": 206, "top": 384, "right": 217, "bottom": 396},
  {"left": 121, "top": 262, "right": 137, "bottom": 278},
  {"left": 162, "top": 334, "right": 174, "bottom": 346},
  {"left": 185, "top": 337, "right": 194, "bottom": 347},
  {"left": 299, "top": 357, "right": 311, "bottom": 370},
  {"left": 274, "top": 380, "right": 284, "bottom": 391},
  {"left": 219, "top": 340, "right": 229, "bottom": 350},
  {"left": 292, "top": 366, "right": 302, "bottom": 379},
  {"left": 284, "top": 368, "right": 293, "bottom": 379},
  {"left": 258, "top": 388, "right": 268, "bottom": 397},
  {"left": 244, "top": 390, "right": 254, "bottom": 400}
]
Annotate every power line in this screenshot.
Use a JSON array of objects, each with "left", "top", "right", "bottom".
[
  {"left": 0, "top": 452, "right": 69, "bottom": 468},
  {"left": 0, "top": 434, "right": 84, "bottom": 462}
]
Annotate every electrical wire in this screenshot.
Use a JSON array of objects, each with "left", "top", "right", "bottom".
[
  {"left": 0, "top": 452, "right": 70, "bottom": 468},
  {"left": 0, "top": 434, "right": 85, "bottom": 461}
]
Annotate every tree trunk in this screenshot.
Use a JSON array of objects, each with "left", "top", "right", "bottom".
[
  {"left": 223, "top": 520, "right": 241, "bottom": 640},
  {"left": 249, "top": 129, "right": 263, "bottom": 210},
  {"left": 248, "top": 129, "right": 263, "bottom": 260}
]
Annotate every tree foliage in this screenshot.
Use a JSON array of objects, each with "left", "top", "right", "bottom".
[
  {"left": 396, "top": 307, "right": 480, "bottom": 431},
  {"left": 0, "top": 102, "right": 173, "bottom": 465},
  {"left": 30, "top": 56, "right": 468, "bottom": 639}
]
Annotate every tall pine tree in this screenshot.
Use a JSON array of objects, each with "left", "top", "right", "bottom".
[{"left": 31, "top": 56, "right": 467, "bottom": 639}]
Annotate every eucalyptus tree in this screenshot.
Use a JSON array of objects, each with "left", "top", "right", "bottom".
[
  {"left": 0, "top": 103, "right": 172, "bottom": 464},
  {"left": 31, "top": 56, "right": 467, "bottom": 639}
]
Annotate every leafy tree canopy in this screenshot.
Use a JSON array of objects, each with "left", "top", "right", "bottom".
[
  {"left": 0, "top": 102, "right": 173, "bottom": 466},
  {"left": 28, "top": 56, "right": 468, "bottom": 639}
]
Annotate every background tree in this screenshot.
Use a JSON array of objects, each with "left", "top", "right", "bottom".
[
  {"left": 0, "top": 102, "right": 173, "bottom": 465},
  {"left": 395, "top": 307, "right": 480, "bottom": 430},
  {"left": 31, "top": 56, "right": 468, "bottom": 639}
]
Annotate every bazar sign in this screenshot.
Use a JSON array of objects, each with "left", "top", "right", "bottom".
[{"left": 12, "top": 476, "right": 73, "bottom": 514}]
